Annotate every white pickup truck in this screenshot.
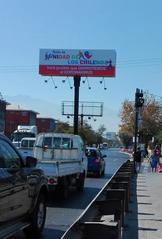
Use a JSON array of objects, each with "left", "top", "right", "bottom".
[
  {"left": 33, "top": 133, "right": 87, "bottom": 198},
  {"left": 18, "top": 137, "right": 36, "bottom": 157}
]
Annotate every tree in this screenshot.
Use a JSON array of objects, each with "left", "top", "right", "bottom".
[
  {"left": 119, "top": 93, "right": 162, "bottom": 146},
  {"left": 119, "top": 100, "right": 135, "bottom": 146},
  {"left": 137, "top": 94, "right": 162, "bottom": 143},
  {"left": 55, "top": 121, "right": 73, "bottom": 133},
  {"left": 95, "top": 124, "right": 106, "bottom": 144},
  {"left": 79, "top": 121, "right": 98, "bottom": 145},
  {"left": 97, "top": 124, "right": 106, "bottom": 137},
  {"left": 55, "top": 120, "right": 107, "bottom": 146}
]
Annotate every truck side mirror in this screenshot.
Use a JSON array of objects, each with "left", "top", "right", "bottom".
[
  {"left": 102, "top": 155, "right": 107, "bottom": 158},
  {"left": 43, "top": 145, "right": 48, "bottom": 151},
  {"left": 25, "top": 156, "right": 37, "bottom": 167}
]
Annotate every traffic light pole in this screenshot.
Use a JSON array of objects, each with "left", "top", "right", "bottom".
[
  {"left": 134, "top": 105, "right": 139, "bottom": 173},
  {"left": 133, "top": 88, "right": 144, "bottom": 173}
]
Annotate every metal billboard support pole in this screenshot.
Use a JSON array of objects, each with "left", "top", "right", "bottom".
[{"left": 73, "top": 76, "right": 81, "bottom": 135}]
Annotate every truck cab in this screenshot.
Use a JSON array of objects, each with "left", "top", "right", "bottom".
[
  {"left": 0, "top": 134, "right": 48, "bottom": 238},
  {"left": 34, "top": 133, "right": 85, "bottom": 162},
  {"left": 33, "top": 133, "right": 87, "bottom": 194},
  {"left": 12, "top": 125, "right": 37, "bottom": 148},
  {"left": 18, "top": 137, "right": 36, "bottom": 157}
]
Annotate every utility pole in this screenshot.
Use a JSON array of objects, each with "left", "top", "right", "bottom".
[{"left": 134, "top": 88, "right": 144, "bottom": 173}]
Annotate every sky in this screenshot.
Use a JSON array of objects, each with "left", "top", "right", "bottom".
[{"left": 1, "top": 0, "right": 162, "bottom": 132}]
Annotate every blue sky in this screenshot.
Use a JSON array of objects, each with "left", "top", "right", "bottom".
[{"left": 1, "top": 0, "right": 162, "bottom": 132}]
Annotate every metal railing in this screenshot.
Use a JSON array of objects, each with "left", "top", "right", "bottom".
[{"left": 61, "top": 160, "right": 134, "bottom": 239}]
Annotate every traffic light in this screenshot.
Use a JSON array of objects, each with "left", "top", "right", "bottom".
[{"left": 135, "top": 89, "right": 144, "bottom": 108}]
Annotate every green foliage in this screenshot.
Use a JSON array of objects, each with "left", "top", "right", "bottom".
[
  {"left": 118, "top": 132, "right": 132, "bottom": 147},
  {"left": 55, "top": 121, "right": 73, "bottom": 133},
  {"left": 55, "top": 120, "right": 107, "bottom": 146}
]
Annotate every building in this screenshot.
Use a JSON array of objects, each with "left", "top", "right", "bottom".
[
  {"left": 0, "top": 99, "right": 10, "bottom": 134},
  {"left": 105, "top": 132, "right": 117, "bottom": 140},
  {"left": 5, "top": 106, "right": 39, "bottom": 138},
  {"left": 36, "top": 117, "right": 56, "bottom": 133}
]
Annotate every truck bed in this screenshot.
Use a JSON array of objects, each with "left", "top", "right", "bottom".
[{"left": 37, "top": 159, "right": 83, "bottom": 177}]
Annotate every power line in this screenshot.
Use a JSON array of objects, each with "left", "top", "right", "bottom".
[{"left": 0, "top": 57, "right": 162, "bottom": 73}]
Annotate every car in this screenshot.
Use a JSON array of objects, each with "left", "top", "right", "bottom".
[
  {"left": 85, "top": 147, "right": 106, "bottom": 177},
  {"left": 0, "top": 134, "right": 48, "bottom": 239}
]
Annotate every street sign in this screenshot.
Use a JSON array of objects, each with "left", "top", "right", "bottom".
[{"left": 39, "top": 49, "right": 116, "bottom": 77}]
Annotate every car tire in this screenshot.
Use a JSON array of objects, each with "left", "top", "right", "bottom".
[
  {"left": 24, "top": 194, "right": 46, "bottom": 237},
  {"left": 97, "top": 169, "right": 102, "bottom": 177},
  {"left": 102, "top": 168, "right": 105, "bottom": 176}
]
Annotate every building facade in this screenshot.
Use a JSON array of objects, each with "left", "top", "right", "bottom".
[
  {"left": 0, "top": 99, "right": 9, "bottom": 134},
  {"left": 5, "top": 108, "right": 38, "bottom": 138},
  {"left": 36, "top": 117, "right": 56, "bottom": 133}
]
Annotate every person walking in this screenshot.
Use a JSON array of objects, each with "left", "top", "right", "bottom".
[
  {"left": 154, "top": 145, "right": 161, "bottom": 158},
  {"left": 134, "top": 147, "right": 142, "bottom": 173},
  {"left": 150, "top": 153, "right": 159, "bottom": 172},
  {"left": 150, "top": 146, "right": 160, "bottom": 172}
]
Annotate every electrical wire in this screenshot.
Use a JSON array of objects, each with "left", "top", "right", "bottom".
[{"left": 0, "top": 57, "right": 162, "bottom": 73}]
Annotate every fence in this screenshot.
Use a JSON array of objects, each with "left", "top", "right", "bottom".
[{"left": 61, "top": 160, "right": 134, "bottom": 239}]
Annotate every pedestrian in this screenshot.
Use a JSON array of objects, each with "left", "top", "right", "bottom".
[
  {"left": 150, "top": 154, "right": 159, "bottom": 172},
  {"left": 154, "top": 145, "right": 161, "bottom": 158},
  {"left": 144, "top": 147, "right": 148, "bottom": 158},
  {"left": 150, "top": 152, "right": 159, "bottom": 172},
  {"left": 134, "top": 147, "right": 142, "bottom": 173}
]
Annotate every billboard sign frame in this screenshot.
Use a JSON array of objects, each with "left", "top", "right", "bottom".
[{"left": 39, "top": 49, "right": 116, "bottom": 77}]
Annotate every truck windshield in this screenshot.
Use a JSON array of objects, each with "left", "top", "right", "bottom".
[
  {"left": 102, "top": 143, "right": 108, "bottom": 148},
  {"left": 13, "top": 132, "right": 35, "bottom": 142},
  {"left": 21, "top": 139, "right": 35, "bottom": 148}
]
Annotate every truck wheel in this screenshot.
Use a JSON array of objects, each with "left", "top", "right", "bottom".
[
  {"left": 24, "top": 194, "right": 46, "bottom": 237},
  {"left": 57, "top": 177, "right": 69, "bottom": 199},
  {"left": 62, "top": 183, "right": 69, "bottom": 199},
  {"left": 77, "top": 172, "right": 85, "bottom": 191}
]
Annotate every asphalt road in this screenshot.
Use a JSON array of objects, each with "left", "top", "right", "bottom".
[{"left": 12, "top": 148, "right": 130, "bottom": 239}]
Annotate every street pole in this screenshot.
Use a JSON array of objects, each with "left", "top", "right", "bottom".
[
  {"left": 73, "top": 76, "right": 81, "bottom": 135},
  {"left": 134, "top": 105, "right": 139, "bottom": 173},
  {"left": 80, "top": 114, "right": 83, "bottom": 129},
  {"left": 133, "top": 88, "right": 144, "bottom": 173}
]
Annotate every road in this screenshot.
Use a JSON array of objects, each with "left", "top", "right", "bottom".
[{"left": 12, "top": 148, "right": 130, "bottom": 239}]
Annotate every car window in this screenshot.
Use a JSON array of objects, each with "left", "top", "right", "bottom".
[
  {"left": 53, "top": 137, "right": 61, "bottom": 148},
  {"left": 43, "top": 137, "right": 52, "bottom": 148},
  {"left": 61, "top": 138, "right": 71, "bottom": 149},
  {"left": 21, "top": 140, "right": 28, "bottom": 148},
  {"left": 0, "top": 139, "right": 21, "bottom": 168},
  {"left": 91, "top": 150, "right": 97, "bottom": 157},
  {"left": 86, "top": 149, "right": 97, "bottom": 157},
  {"left": 29, "top": 140, "right": 35, "bottom": 148},
  {"left": 97, "top": 151, "right": 102, "bottom": 157}
]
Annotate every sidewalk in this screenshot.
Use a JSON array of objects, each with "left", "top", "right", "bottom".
[{"left": 122, "top": 160, "right": 162, "bottom": 239}]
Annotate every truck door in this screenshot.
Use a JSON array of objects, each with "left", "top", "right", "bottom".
[
  {"left": 42, "top": 136, "right": 54, "bottom": 160},
  {"left": 0, "top": 167, "right": 12, "bottom": 223},
  {"left": 0, "top": 138, "right": 31, "bottom": 220}
]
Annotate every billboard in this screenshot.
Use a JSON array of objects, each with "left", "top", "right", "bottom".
[{"left": 39, "top": 49, "right": 116, "bottom": 77}]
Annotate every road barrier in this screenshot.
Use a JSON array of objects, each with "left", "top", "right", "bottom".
[{"left": 61, "top": 160, "right": 134, "bottom": 239}]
